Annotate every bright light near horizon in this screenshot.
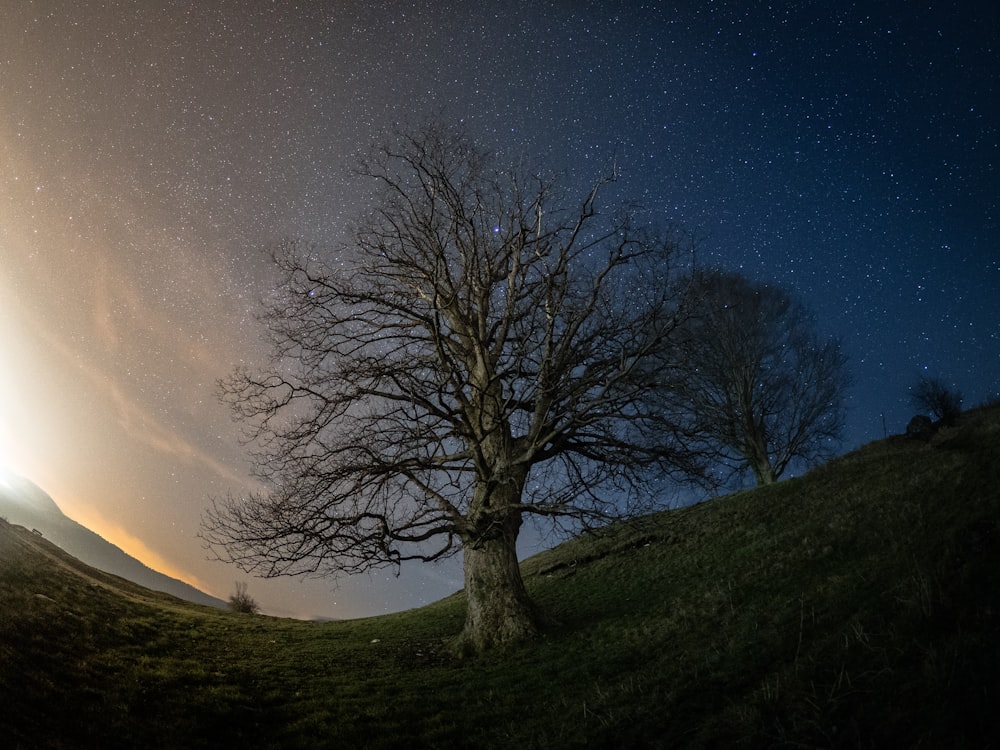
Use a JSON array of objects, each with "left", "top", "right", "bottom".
[
  {"left": 0, "top": 462, "right": 14, "bottom": 490},
  {"left": 0, "top": 430, "right": 33, "bottom": 491},
  {"left": 0, "top": 297, "right": 36, "bottom": 490},
  {"left": 0, "top": 441, "right": 26, "bottom": 490},
  {"left": 0, "top": 289, "right": 69, "bottom": 505}
]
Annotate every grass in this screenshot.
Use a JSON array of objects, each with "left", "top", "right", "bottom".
[{"left": 2, "top": 404, "right": 999, "bottom": 748}]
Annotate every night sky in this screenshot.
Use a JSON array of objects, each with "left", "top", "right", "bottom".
[{"left": 2, "top": 1, "right": 997, "bottom": 619}]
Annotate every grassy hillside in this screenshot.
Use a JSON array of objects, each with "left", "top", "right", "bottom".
[{"left": 2, "top": 404, "right": 999, "bottom": 749}]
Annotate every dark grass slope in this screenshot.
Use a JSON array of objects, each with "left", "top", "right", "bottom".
[{"left": 2, "top": 404, "right": 999, "bottom": 749}]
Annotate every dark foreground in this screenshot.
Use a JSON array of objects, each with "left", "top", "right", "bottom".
[{"left": 2, "top": 405, "right": 999, "bottom": 748}]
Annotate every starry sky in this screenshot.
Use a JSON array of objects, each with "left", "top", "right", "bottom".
[{"left": 2, "top": 1, "right": 997, "bottom": 619}]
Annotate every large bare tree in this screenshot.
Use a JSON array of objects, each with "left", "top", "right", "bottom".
[
  {"left": 666, "top": 269, "right": 849, "bottom": 487},
  {"left": 202, "top": 125, "right": 701, "bottom": 652}
]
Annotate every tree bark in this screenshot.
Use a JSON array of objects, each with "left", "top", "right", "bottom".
[
  {"left": 742, "top": 416, "right": 777, "bottom": 486},
  {"left": 455, "top": 469, "right": 538, "bottom": 654},
  {"left": 751, "top": 459, "right": 777, "bottom": 486},
  {"left": 747, "top": 434, "right": 777, "bottom": 485},
  {"left": 457, "top": 513, "right": 538, "bottom": 654}
]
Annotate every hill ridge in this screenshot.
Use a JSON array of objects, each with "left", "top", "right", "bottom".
[{"left": 0, "top": 475, "right": 225, "bottom": 609}]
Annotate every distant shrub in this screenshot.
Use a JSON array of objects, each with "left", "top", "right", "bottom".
[
  {"left": 910, "top": 375, "right": 963, "bottom": 425},
  {"left": 228, "top": 581, "right": 260, "bottom": 615},
  {"left": 905, "top": 414, "right": 935, "bottom": 441}
]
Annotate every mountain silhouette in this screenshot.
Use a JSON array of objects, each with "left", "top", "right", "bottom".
[{"left": 0, "top": 472, "right": 225, "bottom": 609}]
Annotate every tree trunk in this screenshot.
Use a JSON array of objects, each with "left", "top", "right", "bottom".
[
  {"left": 457, "top": 518, "right": 537, "bottom": 654},
  {"left": 751, "top": 459, "right": 777, "bottom": 486},
  {"left": 456, "top": 474, "right": 538, "bottom": 654},
  {"left": 743, "top": 420, "right": 777, "bottom": 486}
]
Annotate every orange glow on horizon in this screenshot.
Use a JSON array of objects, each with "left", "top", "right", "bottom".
[{"left": 57, "top": 495, "right": 221, "bottom": 600}]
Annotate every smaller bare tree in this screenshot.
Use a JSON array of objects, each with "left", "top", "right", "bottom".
[
  {"left": 228, "top": 581, "right": 259, "bottom": 615},
  {"left": 663, "top": 269, "right": 850, "bottom": 486},
  {"left": 910, "top": 375, "right": 963, "bottom": 425}
]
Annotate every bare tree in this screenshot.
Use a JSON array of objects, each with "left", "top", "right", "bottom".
[
  {"left": 201, "top": 125, "right": 702, "bottom": 652},
  {"left": 664, "top": 269, "right": 849, "bottom": 487},
  {"left": 910, "top": 375, "right": 963, "bottom": 425}
]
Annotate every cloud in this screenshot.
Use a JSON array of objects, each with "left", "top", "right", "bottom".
[{"left": 102, "top": 377, "right": 255, "bottom": 490}]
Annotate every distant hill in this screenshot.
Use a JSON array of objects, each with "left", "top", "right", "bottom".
[{"left": 0, "top": 474, "right": 225, "bottom": 609}]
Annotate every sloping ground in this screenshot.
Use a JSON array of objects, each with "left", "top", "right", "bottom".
[
  {"left": 517, "top": 404, "right": 1000, "bottom": 747},
  {"left": 0, "top": 522, "right": 227, "bottom": 748},
  {"left": 0, "top": 475, "right": 227, "bottom": 609},
  {"left": 1, "top": 405, "right": 999, "bottom": 749}
]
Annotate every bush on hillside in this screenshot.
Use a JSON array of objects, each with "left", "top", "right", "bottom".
[
  {"left": 911, "top": 375, "right": 963, "bottom": 425},
  {"left": 228, "top": 581, "right": 259, "bottom": 615}
]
